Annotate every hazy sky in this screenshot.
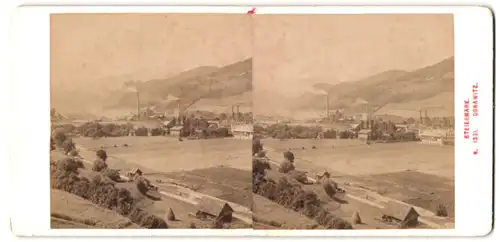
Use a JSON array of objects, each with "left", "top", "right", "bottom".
[
  {"left": 50, "top": 13, "right": 252, "bottom": 90},
  {"left": 253, "top": 14, "right": 454, "bottom": 97}
]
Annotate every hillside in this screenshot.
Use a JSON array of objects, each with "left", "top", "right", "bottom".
[
  {"left": 299, "top": 57, "right": 455, "bottom": 117},
  {"left": 109, "top": 58, "right": 252, "bottom": 113},
  {"left": 51, "top": 189, "right": 139, "bottom": 229}
]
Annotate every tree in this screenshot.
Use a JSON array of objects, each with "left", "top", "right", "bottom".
[
  {"left": 219, "top": 113, "right": 227, "bottom": 121},
  {"left": 96, "top": 149, "right": 108, "bottom": 161},
  {"left": 62, "top": 138, "right": 76, "bottom": 155}
]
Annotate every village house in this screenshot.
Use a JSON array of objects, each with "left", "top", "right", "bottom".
[
  {"left": 168, "top": 126, "right": 183, "bottom": 137},
  {"left": 357, "top": 129, "right": 372, "bottom": 141},
  {"left": 419, "top": 129, "right": 448, "bottom": 145},
  {"left": 231, "top": 124, "right": 253, "bottom": 140},
  {"left": 195, "top": 197, "right": 234, "bottom": 223},
  {"left": 382, "top": 201, "right": 420, "bottom": 228}
]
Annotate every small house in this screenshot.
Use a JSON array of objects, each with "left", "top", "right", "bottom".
[
  {"left": 231, "top": 124, "right": 253, "bottom": 140},
  {"left": 169, "top": 126, "right": 183, "bottom": 137},
  {"left": 419, "top": 130, "right": 445, "bottom": 145},
  {"left": 382, "top": 201, "right": 420, "bottom": 227},
  {"left": 357, "top": 129, "right": 372, "bottom": 141},
  {"left": 195, "top": 197, "right": 234, "bottom": 223}
]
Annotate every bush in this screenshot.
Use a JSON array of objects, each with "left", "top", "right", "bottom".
[
  {"left": 129, "top": 207, "right": 168, "bottom": 229},
  {"left": 254, "top": 175, "right": 352, "bottom": 229},
  {"left": 53, "top": 130, "right": 67, "bottom": 147},
  {"left": 56, "top": 158, "right": 84, "bottom": 173},
  {"left": 435, "top": 204, "right": 448, "bottom": 217},
  {"left": 135, "top": 127, "right": 149, "bottom": 136},
  {"left": 102, "top": 168, "right": 121, "bottom": 182},
  {"left": 69, "top": 149, "right": 79, "bottom": 157},
  {"left": 283, "top": 151, "right": 295, "bottom": 162},
  {"left": 62, "top": 138, "right": 76, "bottom": 155},
  {"left": 135, "top": 177, "right": 149, "bottom": 195},
  {"left": 150, "top": 128, "right": 164, "bottom": 136},
  {"left": 252, "top": 139, "right": 263, "bottom": 156},
  {"left": 252, "top": 157, "right": 271, "bottom": 174},
  {"left": 96, "top": 149, "right": 108, "bottom": 161},
  {"left": 278, "top": 161, "right": 295, "bottom": 174},
  {"left": 92, "top": 159, "right": 108, "bottom": 172},
  {"left": 50, "top": 164, "right": 167, "bottom": 229}
]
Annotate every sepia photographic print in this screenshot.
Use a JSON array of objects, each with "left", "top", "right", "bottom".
[
  {"left": 6, "top": 4, "right": 494, "bottom": 237},
  {"left": 252, "top": 14, "right": 455, "bottom": 230},
  {"left": 50, "top": 13, "right": 253, "bottom": 229}
]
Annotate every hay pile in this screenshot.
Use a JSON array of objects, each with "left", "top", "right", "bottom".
[
  {"left": 253, "top": 174, "right": 352, "bottom": 229},
  {"left": 51, "top": 158, "right": 168, "bottom": 229}
]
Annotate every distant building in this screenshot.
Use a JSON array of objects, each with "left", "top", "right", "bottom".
[
  {"left": 358, "top": 129, "right": 372, "bottom": 141},
  {"left": 395, "top": 124, "right": 409, "bottom": 133},
  {"left": 231, "top": 124, "right": 253, "bottom": 140},
  {"left": 382, "top": 201, "right": 420, "bottom": 228},
  {"left": 169, "top": 126, "right": 183, "bottom": 137},
  {"left": 419, "top": 129, "right": 448, "bottom": 145},
  {"left": 195, "top": 197, "right": 234, "bottom": 223}
]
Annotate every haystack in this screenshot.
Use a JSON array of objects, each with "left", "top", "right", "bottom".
[
  {"left": 167, "top": 208, "right": 176, "bottom": 221},
  {"left": 352, "top": 211, "right": 362, "bottom": 224}
]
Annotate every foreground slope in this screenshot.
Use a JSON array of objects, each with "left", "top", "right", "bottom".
[{"left": 51, "top": 189, "right": 139, "bottom": 229}]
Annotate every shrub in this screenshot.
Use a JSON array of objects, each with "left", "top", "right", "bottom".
[
  {"left": 253, "top": 175, "right": 352, "bottom": 229},
  {"left": 92, "top": 159, "right": 108, "bottom": 172},
  {"left": 50, "top": 164, "right": 167, "bottom": 229},
  {"left": 102, "top": 168, "right": 121, "bottom": 182},
  {"left": 278, "top": 161, "right": 295, "bottom": 174},
  {"left": 69, "top": 149, "right": 79, "bottom": 157},
  {"left": 53, "top": 130, "right": 67, "bottom": 147},
  {"left": 435, "top": 204, "right": 448, "bottom": 217},
  {"left": 150, "top": 128, "right": 164, "bottom": 136},
  {"left": 326, "top": 217, "right": 353, "bottom": 229},
  {"left": 56, "top": 158, "right": 84, "bottom": 173},
  {"left": 283, "top": 151, "right": 295, "bottom": 162},
  {"left": 252, "top": 157, "right": 271, "bottom": 174},
  {"left": 135, "top": 177, "right": 149, "bottom": 195},
  {"left": 135, "top": 127, "right": 149, "bottom": 136},
  {"left": 252, "top": 139, "right": 263, "bottom": 156},
  {"left": 62, "top": 138, "right": 76, "bottom": 155},
  {"left": 129, "top": 207, "right": 168, "bottom": 229},
  {"left": 96, "top": 149, "right": 108, "bottom": 161}
]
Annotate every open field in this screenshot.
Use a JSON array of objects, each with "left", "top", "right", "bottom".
[
  {"left": 263, "top": 138, "right": 454, "bottom": 179},
  {"left": 259, "top": 138, "right": 455, "bottom": 227},
  {"left": 75, "top": 136, "right": 251, "bottom": 172}
]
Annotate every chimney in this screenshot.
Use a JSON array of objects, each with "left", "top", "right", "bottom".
[
  {"left": 177, "top": 101, "right": 181, "bottom": 120},
  {"left": 326, "top": 94, "right": 330, "bottom": 121},
  {"left": 419, "top": 110, "right": 423, "bottom": 124},
  {"left": 232, "top": 105, "right": 235, "bottom": 119}
]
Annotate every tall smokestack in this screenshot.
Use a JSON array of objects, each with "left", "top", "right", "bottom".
[
  {"left": 177, "top": 100, "right": 181, "bottom": 120},
  {"left": 419, "top": 110, "right": 423, "bottom": 123},
  {"left": 137, "top": 91, "right": 140, "bottom": 120},
  {"left": 326, "top": 94, "right": 330, "bottom": 120},
  {"left": 232, "top": 105, "right": 235, "bottom": 119}
]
